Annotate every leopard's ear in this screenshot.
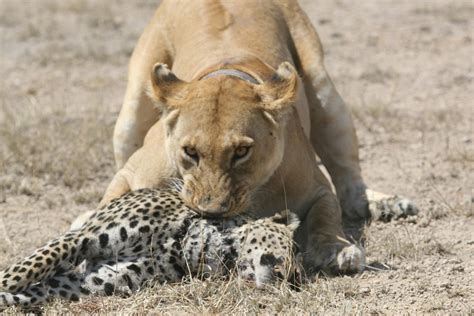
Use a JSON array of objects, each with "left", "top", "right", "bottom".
[
  {"left": 149, "top": 63, "right": 189, "bottom": 111},
  {"left": 255, "top": 62, "right": 298, "bottom": 121},
  {"left": 270, "top": 210, "right": 300, "bottom": 232}
]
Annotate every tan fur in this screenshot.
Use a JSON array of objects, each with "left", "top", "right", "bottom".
[{"left": 102, "top": 0, "right": 416, "bottom": 273}]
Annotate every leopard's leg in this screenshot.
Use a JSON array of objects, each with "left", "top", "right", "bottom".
[
  {"left": 0, "top": 271, "right": 84, "bottom": 308},
  {"left": 295, "top": 189, "right": 365, "bottom": 275},
  {"left": 283, "top": 2, "right": 417, "bottom": 241},
  {"left": 113, "top": 9, "right": 173, "bottom": 169}
]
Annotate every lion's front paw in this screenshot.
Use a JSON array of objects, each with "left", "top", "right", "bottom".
[
  {"left": 302, "top": 242, "right": 365, "bottom": 276},
  {"left": 367, "top": 189, "right": 419, "bottom": 222},
  {"left": 334, "top": 244, "right": 365, "bottom": 274}
]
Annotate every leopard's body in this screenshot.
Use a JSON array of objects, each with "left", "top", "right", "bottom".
[{"left": 0, "top": 189, "right": 299, "bottom": 308}]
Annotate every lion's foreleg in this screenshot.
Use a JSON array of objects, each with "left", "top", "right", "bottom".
[
  {"left": 113, "top": 14, "right": 173, "bottom": 169},
  {"left": 284, "top": 5, "right": 370, "bottom": 240},
  {"left": 295, "top": 189, "right": 365, "bottom": 275},
  {"left": 99, "top": 168, "right": 132, "bottom": 208},
  {"left": 114, "top": 91, "right": 160, "bottom": 170}
]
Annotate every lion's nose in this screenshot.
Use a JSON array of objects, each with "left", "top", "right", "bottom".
[{"left": 197, "top": 198, "right": 229, "bottom": 215}]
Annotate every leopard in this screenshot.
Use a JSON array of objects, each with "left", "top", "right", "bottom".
[{"left": 0, "top": 189, "right": 300, "bottom": 309}]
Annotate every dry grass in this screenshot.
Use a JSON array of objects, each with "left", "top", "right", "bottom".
[
  {"left": 0, "top": 277, "right": 373, "bottom": 314},
  {"left": 0, "top": 0, "right": 473, "bottom": 313}
]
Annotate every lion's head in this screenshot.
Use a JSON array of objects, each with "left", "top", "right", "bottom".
[{"left": 149, "top": 62, "right": 298, "bottom": 216}]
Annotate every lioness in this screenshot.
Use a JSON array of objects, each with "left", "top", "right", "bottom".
[{"left": 101, "top": 0, "right": 417, "bottom": 273}]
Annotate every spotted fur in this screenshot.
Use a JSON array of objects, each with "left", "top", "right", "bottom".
[{"left": 0, "top": 189, "right": 299, "bottom": 308}]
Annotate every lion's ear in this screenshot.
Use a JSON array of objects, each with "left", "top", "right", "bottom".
[
  {"left": 149, "top": 63, "right": 188, "bottom": 110},
  {"left": 256, "top": 62, "right": 298, "bottom": 119}
]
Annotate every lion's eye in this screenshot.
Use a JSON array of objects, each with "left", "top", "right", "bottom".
[
  {"left": 183, "top": 146, "right": 199, "bottom": 161},
  {"left": 234, "top": 146, "right": 250, "bottom": 160}
]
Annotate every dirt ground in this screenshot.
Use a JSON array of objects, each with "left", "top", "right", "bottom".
[{"left": 0, "top": 0, "right": 472, "bottom": 314}]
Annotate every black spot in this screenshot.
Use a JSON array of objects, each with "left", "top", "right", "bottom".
[
  {"left": 127, "top": 264, "right": 142, "bottom": 275},
  {"left": 47, "top": 278, "right": 60, "bottom": 288},
  {"left": 69, "top": 274, "right": 79, "bottom": 282},
  {"left": 250, "top": 238, "right": 257, "bottom": 244},
  {"left": 106, "top": 222, "right": 119, "bottom": 230},
  {"left": 46, "top": 258, "right": 53, "bottom": 265},
  {"left": 33, "top": 262, "right": 43, "bottom": 268},
  {"left": 70, "top": 294, "right": 79, "bottom": 301},
  {"left": 120, "top": 227, "right": 128, "bottom": 242},
  {"left": 132, "top": 245, "right": 143, "bottom": 253},
  {"left": 13, "top": 276, "right": 21, "bottom": 282},
  {"left": 171, "top": 241, "right": 182, "bottom": 250},
  {"left": 137, "top": 208, "right": 149, "bottom": 214},
  {"left": 146, "top": 267, "right": 155, "bottom": 275},
  {"left": 92, "top": 277, "right": 104, "bottom": 285},
  {"left": 122, "top": 274, "right": 134, "bottom": 290},
  {"left": 260, "top": 253, "right": 278, "bottom": 266},
  {"left": 80, "top": 287, "right": 91, "bottom": 295},
  {"left": 120, "top": 212, "right": 130, "bottom": 219},
  {"left": 59, "top": 290, "right": 69, "bottom": 298},
  {"left": 27, "top": 270, "right": 33, "bottom": 279},
  {"left": 130, "top": 220, "right": 139, "bottom": 228},
  {"left": 139, "top": 226, "right": 150, "bottom": 234},
  {"left": 99, "top": 234, "right": 109, "bottom": 248},
  {"left": 19, "top": 267, "right": 27, "bottom": 273},
  {"left": 172, "top": 263, "right": 185, "bottom": 278},
  {"left": 63, "top": 284, "right": 71, "bottom": 290},
  {"left": 103, "top": 283, "right": 115, "bottom": 296}
]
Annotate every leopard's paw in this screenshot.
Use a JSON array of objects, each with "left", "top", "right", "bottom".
[{"left": 367, "top": 189, "right": 418, "bottom": 222}]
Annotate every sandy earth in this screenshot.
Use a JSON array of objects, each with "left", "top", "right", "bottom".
[{"left": 0, "top": 0, "right": 472, "bottom": 313}]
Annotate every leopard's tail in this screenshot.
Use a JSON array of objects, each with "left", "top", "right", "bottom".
[{"left": 0, "top": 230, "right": 87, "bottom": 293}]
